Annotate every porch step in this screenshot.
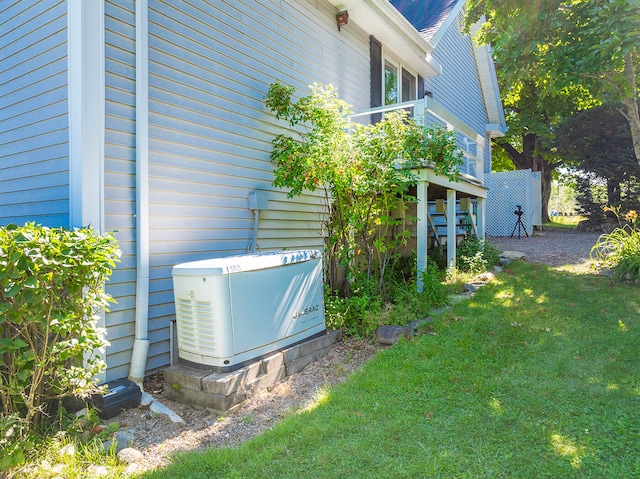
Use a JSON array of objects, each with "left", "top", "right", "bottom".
[
  {"left": 163, "top": 329, "right": 343, "bottom": 414},
  {"left": 427, "top": 198, "right": 478, "bottom": 246}
]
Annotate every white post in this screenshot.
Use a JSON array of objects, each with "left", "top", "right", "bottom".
[
  {"left": 447, "top": 189, "right": 456, "bottom": 268},
  {"left": 477, "top": 197, "right": 486, "bottom": 239},
  {"left": 68, "top": 0, "right": 105, "bottom": 232},
  {"left": 416, "top": 177, "right": 429, "bottom": 292},
  {"left": 68, "top": 0, "right": 106, "bottom": 383}
]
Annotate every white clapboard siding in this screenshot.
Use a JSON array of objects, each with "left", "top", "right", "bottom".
[
  {"left": 104, "top": 0, "right": 138, "bottom": 380},
  {"left": 0, "top": 0, "right": 70, "bottom": 227},
  {"left": 423, "top": 12, "right": 487, "bottom": 136},
  {"left": 138, "top": 0, "right": 370, "bottom": 373}
]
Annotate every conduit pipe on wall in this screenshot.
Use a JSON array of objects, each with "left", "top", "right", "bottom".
[
  {"left": 248, "top": 191, "right": 268, "bottom": 253},
  {"left": 251, "top": 209, "right": 259, "bottom": 253},
  {"left": 129, "top": 0, "right": 150, "bottom": 385}
]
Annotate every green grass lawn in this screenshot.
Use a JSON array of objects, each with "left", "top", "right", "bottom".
[
  {"left": 144, "top": 262, "right": 640, "bottom": 479},
  {"left": 544, "top": 215, "right": 585, "bottom": 228}
]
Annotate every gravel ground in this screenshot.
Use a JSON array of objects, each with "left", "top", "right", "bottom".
[
  {"left": 487, "top": 227, "right": 602, "bottom": 267},
  {"left": 113, "top": 227, "right": 601, "bottom": 473}
]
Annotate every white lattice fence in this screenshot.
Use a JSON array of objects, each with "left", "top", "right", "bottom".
[{"left": 485, "top": 170, "right": 541, "bottom": 237}]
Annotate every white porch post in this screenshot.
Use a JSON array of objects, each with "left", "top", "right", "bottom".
[
  {"left": 477, "top": 196, "right": 486, "bottom": 239},
  {"left": 416, "top": 178, "right": 429, "bottom": 293},
  {"left": 447, "top": 189, "right": 456, "bottom": 268}
]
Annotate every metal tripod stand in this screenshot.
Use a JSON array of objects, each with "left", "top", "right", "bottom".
[{"left": 511, "top": 206, "right": 529, "bottom": 239}]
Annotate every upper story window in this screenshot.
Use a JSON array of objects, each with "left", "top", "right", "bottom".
[
  {"left": 401, "top": 68, "right": 416, "bottom": 102},
  {"left": 384, "top": 61, "right": 398, "bottom": 105},
  {"left": 371, "top": 36, "right": 423, "bottom": 115},
  {"left": 385, "top": 59, "right": 417, "bottom": 105}
]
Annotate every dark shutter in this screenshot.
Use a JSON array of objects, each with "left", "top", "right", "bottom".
[
  {"left": 370, "top": 36, "right": 382, "bottom": 123},
  {"left": 418, "top": 75, "right": 425, "bottom": 99}
]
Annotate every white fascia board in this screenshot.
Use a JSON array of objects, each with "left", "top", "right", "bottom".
[
  {"left": 429, "top": 0, "right": 467, "bottom": 48},
  {"left": 486, "top": 123, "right": 507, "bottom": 137},
  {"left": 328, "top": 0, "right": 442, "bottom": 77},
  {"left": 68, "top": 0, "right": 105, "bottom": 232},
  {"left": 471, "top": 19, "right": 506, "bottom": 135}
]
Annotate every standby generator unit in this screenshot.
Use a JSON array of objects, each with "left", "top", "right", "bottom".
[{"left": 171, "top": 250, "right": 326, "bottom": 371}]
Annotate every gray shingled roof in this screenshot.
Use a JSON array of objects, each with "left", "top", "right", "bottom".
[{"left": 389, "top": 0, "right": 460, "bottom": 41}]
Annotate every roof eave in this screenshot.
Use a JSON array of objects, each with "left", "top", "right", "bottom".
[
  {"left": 486, "top": 124, "right": 507, "bottom": 137},
  {"left": 328, "top": 0, "right": 442, "bottom": 77}
]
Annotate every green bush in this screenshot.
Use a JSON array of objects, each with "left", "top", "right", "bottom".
[
  {"left": 324, "top": 281, "right": 382, "bottom": 337},
  {"left": 0, "top": 223, "right": 119, "bottom": 468},
  {"left": 324, "top": 258, "right": 450, "bottom": 337},
  {"left": 265, "top": 82, "right": 462, "bottom": 298},
  {"left": 457, "top": 237, "right": 501, "bottom": 274},
  {"left": 591, "top": 225, "right": 640, "bottom": 281}
]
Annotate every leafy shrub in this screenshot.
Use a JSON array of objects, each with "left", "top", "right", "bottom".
[
  {"left": 410, "top": 261, "right": 450, "bottom": 310},
  {"left": 0, "top": 414, "right": 33, "bottom": 470},
  {"left": 324, "top": 281, "right": 382, "bottom": 337},
  {"left": 591, "top": 225, "right": 640, "bottom": 281},
  {"left": 265, "top": 82, "right": 462, "bottom": 298},
  {"left": 456, "top": 237, "right": 501, "bottom": 274},
  {"left": 0, "top": 223, "right": 119, "bottom": 466},
  {"left": 324, "top": 258, "right": 450, "bottom": 337}
]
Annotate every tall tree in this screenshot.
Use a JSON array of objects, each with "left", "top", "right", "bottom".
[
  {"left": 495, "top": 79, "right": 585, "bottom": 222},
  {"left": 465, "top": 1, "right": 592, "bottom": 221},
  {"left": 465, "top": 0, "right": 639, "bottom": 220},
  {"left": 556, "top": 103, "right": 640, "bottom": 210},
  {"left": 551, "top": 0, "right": 640, "bottom": 167}
]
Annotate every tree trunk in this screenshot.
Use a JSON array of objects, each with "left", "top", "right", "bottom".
[
  {"left": 536, "top": 159, "right": 554, "bottom": 224},
  {"left": 496, "top": 133, "right": 560, "bottom": 223},
  {"left": 621, "top": 51, "right": 640, "bottom": 168},
  {"left": 607, "top": 178, "right": 621, "bottom": 206},
  {"left": 620, "top": 96, "right": 640, "bottom": 169}
]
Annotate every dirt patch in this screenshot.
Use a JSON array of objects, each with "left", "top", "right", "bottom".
[{"left": 115, "top": 338, "right": 380, "bottom": 471}]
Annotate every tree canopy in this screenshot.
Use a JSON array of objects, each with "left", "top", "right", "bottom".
[
  {"left": 464, "top": 0, "right": 640, "bottom": 221},
  {"left": 466, "top": 0, "right": 640, "bottom": 165},
  {"left": 556, "top": 103, "right": 640, "bottom": 215}
]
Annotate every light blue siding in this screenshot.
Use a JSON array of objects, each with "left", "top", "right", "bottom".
[
  {"left": 5, "top": 0, "right": 475, "bottom": 381},
  {"left": 423, "top": 12, "right": 488, "bottom": 137},
  {"left": 142, "top": 0, "right": 370, "bottom": 373},
  {"left": 104, "top": 0, "right": 138, "bottom": 381},
  {"left": 0, "top": 0, "right": 70, "bottom": 227},
  {"left": 484, "top": 134, "right": 492, "bottom": 176}
]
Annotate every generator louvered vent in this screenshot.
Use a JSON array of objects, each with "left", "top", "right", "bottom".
[{"left": 175, "top": 297, "right": 216, "bottom": 352}]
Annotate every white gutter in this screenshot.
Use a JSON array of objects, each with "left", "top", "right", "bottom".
[{"left": 129, "top": 0, "right": 150, "bottom": 385}]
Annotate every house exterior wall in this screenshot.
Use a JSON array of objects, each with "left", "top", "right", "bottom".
[
  {"left": 0, "top": 0, "right": 70, "bottom": 228},
  {"left": 99, "top": 0, "right": 372, "bottom": 378},
  {"left": 423, "top": 11, "right": 491, "bottom": 172},
  {"left": 0, "top": 0, "right": 384, "bottom": 381},
  {"left": 2, "top": 0, "right": 501, "bottom": 381}
]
